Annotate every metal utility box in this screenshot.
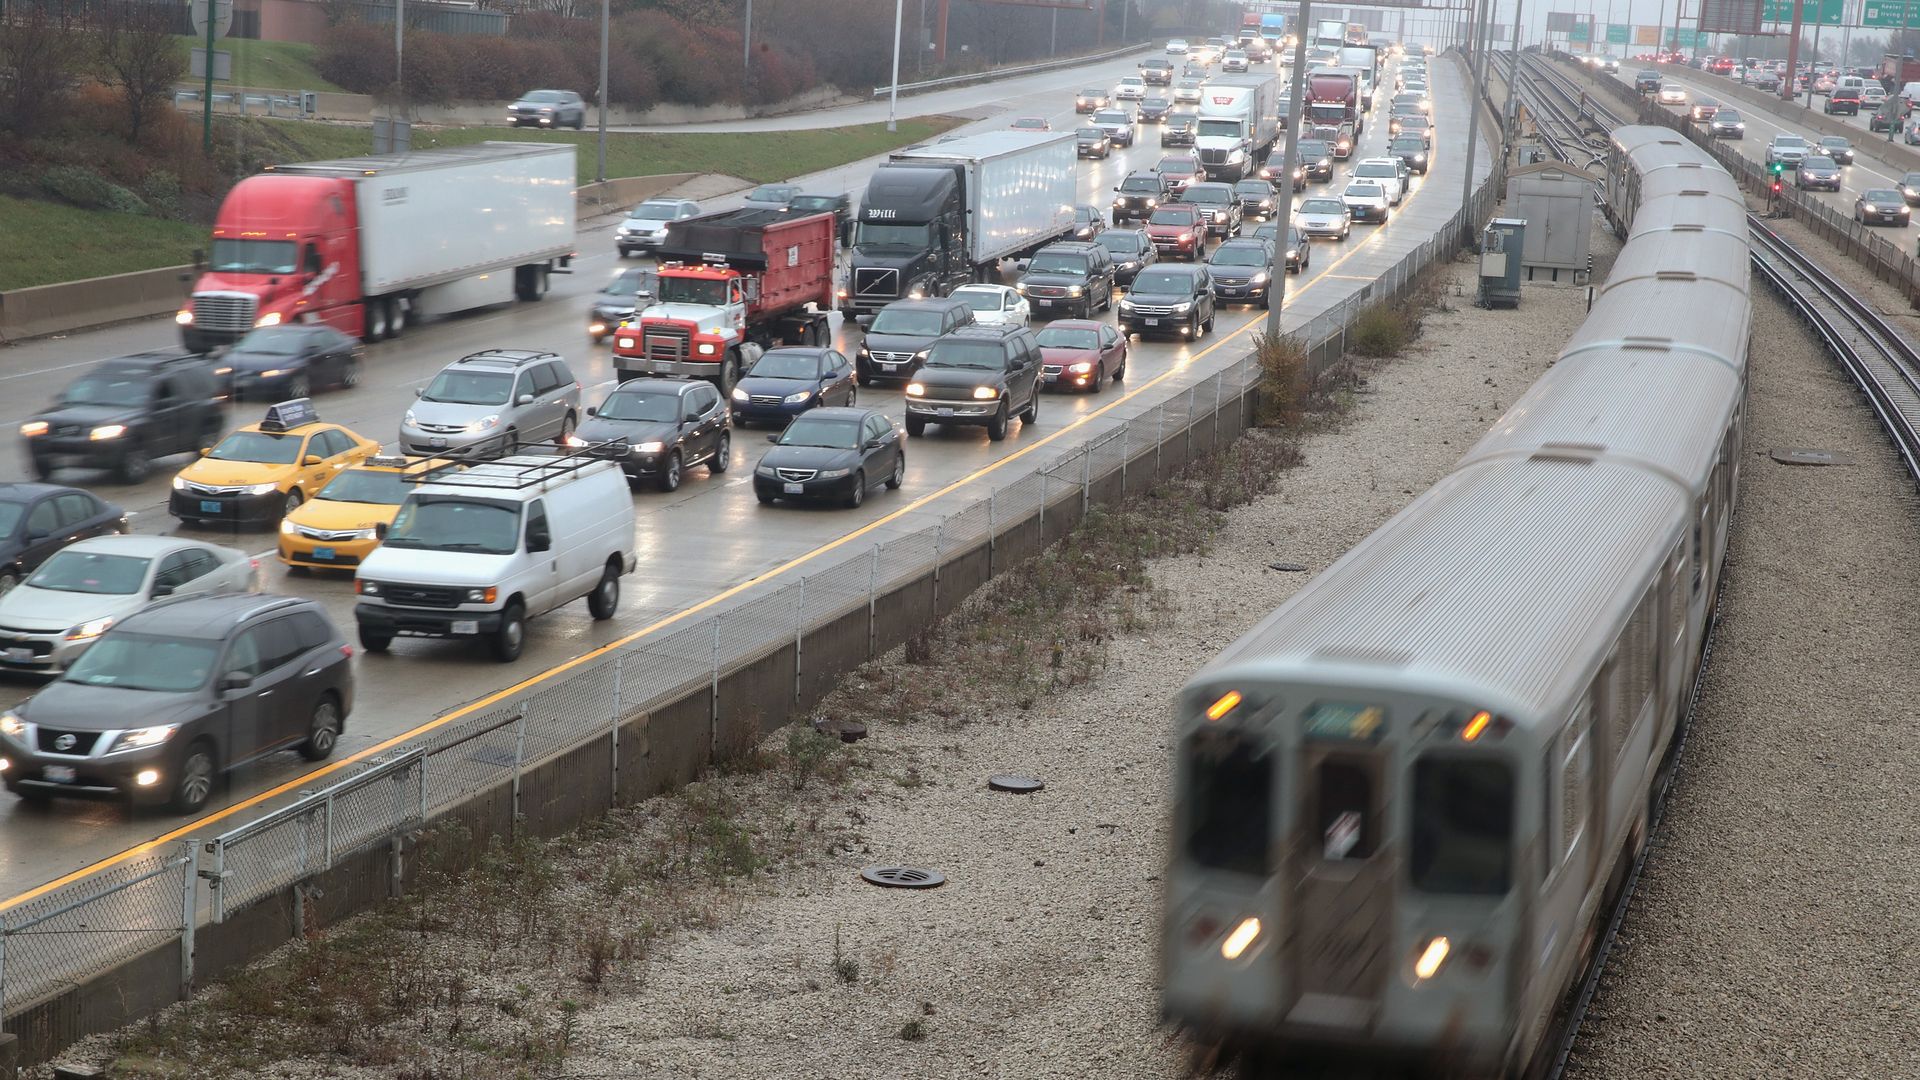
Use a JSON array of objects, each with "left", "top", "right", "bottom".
[
  {"left": 1478, "top": 218, "right": 1525, "bottom": 309},
  {"left": 1505, "top": 162, "right": 1597, "bottom": 280}
]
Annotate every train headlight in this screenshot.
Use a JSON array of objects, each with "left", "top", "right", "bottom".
[
  {"left": 1413, "top": 935, "right": 1450, "bottom": 981},
  {"left": 1220, "top": 917, "right": 1261, "bottom": 960}
]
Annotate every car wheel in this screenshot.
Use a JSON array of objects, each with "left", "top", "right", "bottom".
[
  {"left": 28, "top": 455, "right": 51, "bottom": 482},
  {"left": 342, "top": 358, "right": 362, "bottom": 389},
  {"left": 858, "top": 373, "right": 872, "bottom": 387},
  {"left": 1022, "top": 391, "right": 1038, "bottom": 425},
  {"left": 1203, "top": 311, "right": 1215, "bottom": 333},
  {"left": 588, "top": 563, "right": 620, "bottom": 619},
  {"left": 756, "top": 489, "right": 776, "bottom": 505},
  {"left": 987, "top": 404, "right": 1009, "bottom": 442},
  {"left": 300, "top": 696, "right": 342, "bottom": 761},
  {"left": 117, "top": 448, "right": 151, "bottom": 485},
  {"left": 906, "top": 416, "right": 926, "bottom": 437},
  {"left": 288, "top": 373, "right": 311, "bottom": 400},
  {"left": 847, "top": 385, "right": 857, "bottom": 407},
  {"left": 170, "top": 741, "right": 217, "bottom": 814},
  {"left": 709, "top": 431, "right": 731, "bottom": 474},
  {"left": 359, "top": 626, "right": 391, "bottom": 652},
  {"left": 284, "top": 489, "right": 303, "bottom": 516},
  {"left": 885, "top": 451, "right": 905, "bottom": 490},
  {"left": 845, "top": 470, "right": 866, "bottom": 508},
  {"left": 1091, "top": 360, "right": 1105, "bottom": 393},
  {"left": 658, "top": 450, "right": 683, "bottom": 492},
  {"left": 490, "top": 603, "right": 526, "bottom": 662}
]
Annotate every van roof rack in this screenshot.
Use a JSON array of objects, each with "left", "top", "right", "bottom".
[{"left": 400, "top": 439, "right": 628, "bottom": 490}]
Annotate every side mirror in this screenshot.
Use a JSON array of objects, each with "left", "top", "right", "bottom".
[
  {"left": 527, "top": 528, "right": 552, "bottom": 553},
  {"left": 865, "top": 438, "right": 884, "bottom": 450},
  {"left": 854, "top": 314, "right": 874, "bottom": 329},
  {"left": 517, "top": 394, "right": 535, "bottom": 406},
  {"left": 220, "top": 672, "right": 253, "bottom": 692},
  {"left": 585, "top": 406, "right": 597, "bottom": 417},
  {"left": 766, "top": 434, "right": 780, "bottom": 443},
  {"left": 199, "top": 447, "right": 212, "bottom": 457},
  {"left": 374, "top": 522, "right": 389, "bottom": 541},
  {"left": 152, "top": 583, "right": 174, "bottom": 598},
  {"left": 303, "top": 454, "right": 323, "bottom": 466},
  {"left": 413, "top": 386, "right": 424, "bottom": 398}
]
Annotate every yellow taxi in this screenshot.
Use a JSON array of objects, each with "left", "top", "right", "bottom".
[
  {"left": 168, "top": 399, "right": 380, "bottom": 527},
  {"left": 278, "top": 455, "right": 457, "bottom": 571}
]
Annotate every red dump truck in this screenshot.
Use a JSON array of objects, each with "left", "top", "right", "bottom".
[{"left": 611, "top": 209, "right": 837, "bottom": 392}]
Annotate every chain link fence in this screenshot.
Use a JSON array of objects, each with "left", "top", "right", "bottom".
[{"left": 0, "top": 171, "right": 1504, "bottom": 1035}]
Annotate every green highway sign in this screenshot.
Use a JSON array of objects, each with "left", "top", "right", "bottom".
[
  {"left": 1761, "top": 0, "right": 1845, "bottom": 23},
  {"left": 1607, "top": 23, "right": 1631, "bottom": 43},
  {"left": 1570, "top": 21, "right": 1591, "bottom": 40},
  {"left": 1864, "top": 0, "right": 1920, "bottom": 26}
]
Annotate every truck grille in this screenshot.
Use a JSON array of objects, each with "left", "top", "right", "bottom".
[
  {"left": 642, "top": 323, "right": 692, "bottom": 361},
  {"left": 1024, "top": 285, "right": 1068, "bottom": 298},
  {"left": 377, "top": 582, "right": 465, "bottom": 609},
  {"left": 1199, "top": 148, "right": 1232, "bottom": 165},
  {"left": 853, "top": 267, "right": 899, "bottom": 297},
  {"left": 191, "top": 293, "right": 258, "bottom": 333}
]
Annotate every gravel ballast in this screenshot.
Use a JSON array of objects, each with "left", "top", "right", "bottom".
[{"left": 1565, "top": 279, "right": 1920, "bottom": 1078}]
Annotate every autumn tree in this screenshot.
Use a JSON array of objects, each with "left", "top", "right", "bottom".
[
  {"left": 0, "top": 1, "right": 90, "bottom": 138},
  {"left": 96, "top": 0, "right": 188, "bottom": 143}
]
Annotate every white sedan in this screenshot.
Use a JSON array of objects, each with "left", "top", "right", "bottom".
[
  {"left": 1166, "top": 38, "right": 1189, "bottom": 54},
  {"left": 1657, "top": 85, "right": 1688, "bottom": 105},
  {"left": 0, "top": 536, "right": 257, "bottom": 674},
  {"left": 950, "top": 284, "right": 1031, "bottom": 326},
  {"left": 1341, "top": 181, "right": 1392, "bottom": 224},
  {"left": 1116, "top": 76, "right": 1147, "bottom": 100}
]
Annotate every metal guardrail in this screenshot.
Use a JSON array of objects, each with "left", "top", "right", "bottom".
[
  {"left": 172, "top": 88, "right": 314, "bottom": 119},
  {"left": 0, "top": 165, "right": 1503, "bottom": 1034},
  {"left": 872, "top": 42, "right": 1152, "bottom": 98}
]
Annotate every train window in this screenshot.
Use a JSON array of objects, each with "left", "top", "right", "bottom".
[
  {"left": 1314, "top": 759, "right": 1375, "bottom": 861},
  {"left": 1181, "top": 729, "right": 1273, "bottom": 877},
  {"left": 1409, "top": 758, "right": 1513, "bottom": 895}
]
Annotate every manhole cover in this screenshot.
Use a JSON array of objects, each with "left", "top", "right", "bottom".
[
  {"left": 861, "top": 866, "right": 945, "bottom": 889},
  {"left": 988, "top": 775, "right": 1045, "bottom": 794},
  {"left": 1770, "top": 448, "right": 1853, "bottom": 466},
  {"left": 1268, "top": 562, "right": 1309, "bottom": 572}
]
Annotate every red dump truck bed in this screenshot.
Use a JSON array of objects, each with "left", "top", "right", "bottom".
[{"left": 652, "top": 208, "right": 837, "bottom": 320}]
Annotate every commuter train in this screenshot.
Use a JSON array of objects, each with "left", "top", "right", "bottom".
[{"left": 1159, "top": 126, "right": 1751, "bottom": 1077}]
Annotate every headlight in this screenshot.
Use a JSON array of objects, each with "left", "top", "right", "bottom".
[
  {"left": 280, "top": 518, "right": 297, "bottom": 535},
  {"left": 731, "top": 387, "right": 750, "bottom": 401},
  {"left": 255, "top": 312, "right": 282, "bottom": 328},
  {"left": 697, "top": 342, "right": 718, "bottom": 356},
  {"left": 816, "top": 468, "right": 852, "bottom": 480},
  {"left": 972, "top": 386, "right": 1000, "bottom": 400},
  {"left": 66, "top": 616, "right": 114, "bottom": 642},
  {"left": 175, "top": 310, "right": 193, "bottom": 325},
  {"left": 89, "top": 424, "right": 127, "bottom": 440},
  {"left": 1286, "top": 249, "right": 1297, "bottom": 259},
  {"left": 1068, "top": 362, "right": 1093, "bottom": 373},
  {"left": 1014, "top": 281, "right": 1028, "bottom": 293},
  {"left": 588, "top": 322, "right": 607, "bottom": 335},
  {"left": 617, "top": 337, "right": 636, "bottom": 349},
  {"left": 171, "top": 475, "right": 188, "bottom": 490},
  {"left": 905, "top": 382, "right": 926, "bottom": 397},
  {"left": 464, "top": 415, "right": 500, "bottom": 433},
  {"left": 1252, "top": 271, "right": 1269, "bottom": 284},
  {"left": 755, "top": 465, "right": 777, "bottom": 477},
  {"left": 242, "top": 482, "right": 279, "bottom": 495},
  {"left": 783, "top": 390, "right": 813, "bottom": 404},
  {"left": 20, "top": 421, "right": 48, "bottom": 437},
  {"left": 1119, "top": 298, "right": 1135, "bottom": 312},
  {"left": 0, "top": 712, "right": 27, "bottom": 740},
  {"left": 1171, "top": 300, "right": 1193, "bottom": 313},
  {"left": 631, "top": 440, "right": 665, "bottom": 454},
  {"left": 403, "top": 410, "right": 416, "bottom": 426},
  {"left": 1146, "top": 198, "right": 1157, "bottom": 207},
  {"left": 356, "top": 579, "right": 381, "bottom": 595},
  {"left": 465, "top": 587, "right": 496, "bottom": 603},
  {"left": 107, "top": 723, "right": 179, "bottom": 753},
  {"left": 1067, "top": 286, "right": 1083, "bottom": 297},
  {"left": 565, "top": 434, "right": 589, "bottom": 447}
]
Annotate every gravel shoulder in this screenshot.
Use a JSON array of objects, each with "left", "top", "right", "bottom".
[{"left": 1565, "top": 277, "right": 1920, "bottom": 1078}]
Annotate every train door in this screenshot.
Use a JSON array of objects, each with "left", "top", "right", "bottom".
[
  {"left": 1537, "top": 702, "right": 1593, "bottom": 991},
  {"left": 1285, "top": 739, "right": 1393, "bottom": 1030}
]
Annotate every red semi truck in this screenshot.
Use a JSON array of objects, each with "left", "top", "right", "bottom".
[
  {"left": 1307, "top": 71, "right": 1362, "bottom": 134},
  {"left": 177, "top": 143, "right": 576, "bottom": 352},
  {"left": 611, "top": 208, "right": 836, "bottom": 392}
]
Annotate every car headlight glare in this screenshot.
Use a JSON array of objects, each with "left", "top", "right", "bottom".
[
  {"left": 255, "top": 312, "right": 282, "bottom": 328},
  {"left": 697, "top": 342, "right": 718, "bottom": 356},
  {"left": 1252, "top": 271, "right": 1269, "bottom": 284},
  {"left": 66, "top": 617, "right": 114, "bottom": 642},
  {"left": 731, "top": 387, "right": 750, "bottom": 401},
  {"left": 972, "top": 386, "right": 999, "bottom": 400},
  {"left": 108, "top": 723, "right": 179, "bottom": 753},
  {"left": 565, "top": 434, "right": 589, "bottom": 448},
  {"left": 175, "top": 310, "right": 194, "bottom": 325},
  {"left": 783, "top": 390, "right": 814, "bottom": 404},
  {"left": 1067, "top": 286, "right": 1084, "bottom": 297},
  {"left": 465, "top": 415, "right": 500, "bottom": 433},
  {"left": 1171, "top": 300, "right": 1193, "bottom": 313},
  {"left": 89, "top": 424, "right": 127, "bottom": 441},
  {"left": 243, "top": 482, "right": 279, "bottom": 495},
  {"left": 815, "top": 468, "right": 852, "bottom": 480},
  {"left": 0, "top": 712, "right": 28, "bottom": 740},
  {"left": 634, "top": 440, "right": 665, "bottom": 454},
  {"left": 20, "top": 421, "right": 48, "bottom": 437},
  {"left": 280, "top": 518, "right": 297, "bottom": 535},
  {"left": 617, "top": 337, "right": 636, "bottom": 348},
  {"left": 1068, "top": 362, "right": 1093, "bottom": 373},
  {"left": 905, "top": 382, "right": 926, "bottom": 397}
]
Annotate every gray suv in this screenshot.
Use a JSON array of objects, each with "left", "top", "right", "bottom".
[
  {"left": 400, "top": 351, "right": 582, "bottom": 458},
  {"left": 507, "top": 89, "right": 585, "bottom": 129},
  {"left": 904, "top": 324, "right": 1042, "bottom": 442},
  {"left": 856, "top": 297, "right": 975, "bottom": 386}
]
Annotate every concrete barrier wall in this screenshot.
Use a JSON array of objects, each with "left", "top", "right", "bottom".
[
  {"left": 874, "top": 575, "right": 935, "bottom": 655},
  {"left": 576, "top": 173, "right": 702, "bottom": 217},
  {"left": 171, "top": 85, "right": 854, "bottom": 127},
  {"left": 936, "top": 541, "right": 992, "bottom": 619},
  {"left": 799, "top": 605, "right": 872, "bottom": 712},
  {"left": 716, "top": 646, "right": 798, "bottom": 749},
  {"left": 0, "top": 264, "right": 194, "bottom": 344},
  {"left": 1654, "top": 64, "right": 1920, "bottom": 173}
]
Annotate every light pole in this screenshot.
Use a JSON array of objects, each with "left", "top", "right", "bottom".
[
  {"left": 1265, "top": 0, "right": 1315, "bottom": 342},
  {"left": 597, "top": 0, "right": 608, "bottom": 183},
  {"left": 1503, "top": 0, "right": 1527, "bottom": 166},
  {"left": 744, "top": 0, "right": 753, "bottom": 91},
  {"left": 1458, "top": 0, "right": 1491, "bottom": 240},
  {"left": 888, "top": 0, "right": 904, "bottom": 132}
]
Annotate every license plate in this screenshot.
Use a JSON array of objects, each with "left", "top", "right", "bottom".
[
  {"left": 937, "top": 407, "right": 955, "bottom": 416},
  {"left": 430, "top": 437, "right": 447, "bottom": 448},
  {"left": 199, "top": 500, "right": 223, "bottom": 514},
  {"left": 1144, "top": 318, "right": 1160, "bottom": 326},
  {"left": 784, "top": 482, "right": 805, "bottom": 494},
  {"left": 881, "top": 362, "right": 899, "bottom": 371},
  {"left": 1037, "top": 299, "right": 1053, "bottom": 307},
  {"left": 5, "top": 647, "right": 31, "bottom": 663},
  {"left": 42, "top": 765, "right": 76, "bottom": 784},
  {"left": 451, "top": 620, "right": 479, "bottom": 635},
  {"left": 312, "top": 547, "right": 335, "bottom": 560}
]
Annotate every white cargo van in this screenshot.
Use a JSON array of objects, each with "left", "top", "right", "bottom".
[{"left": 353, "top": 446, "right": 637, "bottom": 661}]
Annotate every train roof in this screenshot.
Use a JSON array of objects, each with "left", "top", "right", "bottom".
[{"left": 1196, "top": 455, "right": 1684, "bottom": 723}]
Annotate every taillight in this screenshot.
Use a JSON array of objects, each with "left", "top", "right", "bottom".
[{"left": 340, "top": 644, "right": 355, "bottom": 659}]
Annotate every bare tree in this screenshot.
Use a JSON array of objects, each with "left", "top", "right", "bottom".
[
  {"left": 0, "top": 1, "right": 91, "bottom": 137},
  {"left": 96, "top": 0, "right": 188, "bottom": 143}
]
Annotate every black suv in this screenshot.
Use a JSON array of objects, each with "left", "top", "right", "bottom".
[
  {"left": 1161, "top": 114, "right": 1197, "bottom": 147},
  {"left": 22, "top": 351, "right": 227, "bottom": 484},
  {"left": 856, "top": 297, "right": 974, "bottom": 385},
  {"left": 0, "top": 594, "right": 353, "bottom": 813},
  {"left": 1207, "top": 238, "right": 1277, "bottom": 308},
  {"left": 1017, "top": 242, "right": 1117, "bottom": 319},
  {"left": 1141, "top": 58, "right": 1175, "bottom": 85},
  {"left": 1179, "top": 182, "right": 1244, "bottom": 238},
  {"left": 1297, "top": 139, "right": 1335, "bottom": 182},
  {"left": 904, "top": 325, "right": 1042, "bottom": 442},
  {"left": 1119, "top": 264, "right": 1216, "bottom": 339},
  {"left": 1094, "top": 228, "right": 1158, "bottom": 286},
  {"left": 0, "top": 483, "right": 128, "bottom": 593},
  {"left": 573, "top": 378, "right": 731, "bottom": 492},
  {"left": 1111, "top": 172, "right": 1165, "bottom": 225},
  {"left": 1634, "top": 70, "right": 1662, "bottom": 93}
]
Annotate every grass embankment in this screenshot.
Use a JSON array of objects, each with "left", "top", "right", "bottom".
[
  {"left": 170, "top": 36, "right": 344, "bottom": 93},
  {"left": 0, "top": 114, "right": 964, "bottom": 291}
]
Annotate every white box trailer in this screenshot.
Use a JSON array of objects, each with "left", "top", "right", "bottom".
[
  {"left": 1195, "top": 73, "right": 1282, "bottom": 181},
  {"left": 887, "top": 131, "right": 1077, "bottom": 268}
]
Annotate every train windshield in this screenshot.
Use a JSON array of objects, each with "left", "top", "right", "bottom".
[
  {"left": 1181, "top": 728, "right": 1273, "bottom": 876},
  {"left": 1409, "top": 757, "right": 1514, "bottom": 895}
]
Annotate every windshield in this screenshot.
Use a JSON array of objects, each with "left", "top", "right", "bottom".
[
  {"left": 1410, "top": 758, "right": 1513, "bottom": 895},
  {"left": 1776, "top": 136, "right": 1807, "bottom": 147},
  {"left": 1081, "top": 88, "right": 1103, "bottom": 96},
  {"left": 1143, "top": 98, "right": 1170, "bottom": 109},
  {"left": 747, "top": 185, "right": 793, "bottom": 203},
  {"left": 209, "top": 430, "right": 302, "bottom": 464},
  {"left": 951, "top": 289, "right": 1004, "bottom": 312},
  {"left": 1820, "top": 138, "right": 1849, "bottom": 148},
  {"left": 25, "top": 550, "right": 148, "bottom": 595},
  {"left": 1120, "top": 177, "right": 1161, "bottom": 193},
  {"left": 1077, "top": 128, "right": 1105, "bottom": 140},
  {"left": 868, "top": 307, "right": 944, "bottom": 335},
  {"left": 777, "top": 416, "right": 862, "bottom": 449},
  {"left": 631, "top": 201, "right": 681, "bottom": 219},
  {"left": 382, "top": 498, "right": 520, "bottom": 555},
  {"left": 234, "top": 328, "right": 314, "bottom": 356},
  {"left": 1130, "top": 269, "right": 1190, "bottom": 293},
  {"left": 854, "top": 222, "right": 931, "bottom": 248},
  {"left": 927, "top": 340, "right": 1006, "bottom": 370},
  {"left": 1096, "top": 232, "right": 1142, "bottom": 254},
  {"left": 1093, "top": 111, "right": 1128, "bottom": 124},
  {"left": 1298, "top": 141, "right": 1331, "bottom": 158},
  {"left": 1356, "top": 165, "right": 1395, "bottom": 178},
  {"left": 1346, "top": 185, "right": 1384, "bottom": 198},
  {"left": 1211, "top": 246, "right": 1266, "bottom": 266},
  {"left": 656, "top": 277, "right": 729, "bottom": 305},
  {"left": 1148, "top": 207, "right": 1197, "bottom": 226},
  {"left": 1391, "top": 139, "right": 1424, "bottom": 152},
  {"left": 1196, "top": 119, "right": 1243, "bottom": 138},
  {"left": 1803, "top": 157, "right": 1836, "bottom": 169},
  {"left": 421, "top": 369, "right": 512, "bottom": 406},
  {"left": 1717, "top": 110, "right": 1741, "bottom": 120},
  {"left": 1866, "top": 189, "right": 1903, "bottom": 201},
  {"left": 59, "top": 373, "right": 148, "bottom": 407},
  {"left": 601, "top": 270, "right": 654, "bottom": 298},
  {"left": 317, "top": 468, "right": 408, "bottom": 504},
  {"left": 521, "top": 90, "right": 566, "bottom": 103},
  {"left": 596, "top": 391, "right": 682, "bottom": 422},
  {"left": 1027, "top": 253, "right": 1088, "bottom": 275},
  {"left": 790, "top": 197, "right": 835, "bottom": 212},
  {"left": 61, "top": 633, "right": 219, "bottom": 692},
  {"left": 1185, "top": 187, "right": 1230, "bottom": 204},
  {"left": 1036, "top": 327, "right": 1098, "bottom": 349},
  {"left": 208, "top": 238, "right": 296, "bottom": 275},
  {"left": 1235, "top": 183, "right": 1272, "bottom": 196},
  {"left": 1159, "top": 158, "right": 1196, "bottom": 173},
  {"left": 748, "top": 352, "right": 823, "bottom": 380},
  {"left": 1300, "top": 199, "right": 1346, "bottom": 214}
]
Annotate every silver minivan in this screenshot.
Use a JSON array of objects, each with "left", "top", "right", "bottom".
[
  {"left": 616, "top": 198, "right": 701, "bottom": 256},
  {"left": 400, "top": 351, "right": 582, "bottom": 458}
]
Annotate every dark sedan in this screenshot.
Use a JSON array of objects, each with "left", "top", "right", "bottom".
[
  {"left": 1138, "top": 96, "right": 1174, "bottom": 123},
  {"left": 1094, "top": 228, "right": 1157, "bottom": 286},
  {"left": 0, "top": 484, "right": 128, "bottom": 596},
  {"left": 1795, "top": 155, "right": 1842, "bottom": 191},
  {"left": 1816, "top": 136, "right": 1855, "bottom": 165},
  {"left": 1296, "top": 139, "right": 1335, "bottom": 182},
  {"left": 1388, "top": 136, "right": 1430, "bottom": 174},
  {"left": 1206, "top": 238, "right": 1276, "bottom": 307},
  {"left": 589, "top": 266, "right": 657, "bottom": 344},
  {"left": 1856, "top": 188, "right": 1912, "bottom": 226},
  {"left": 729, "top": 347, "right": 857, "bottom": 427},
  {"left": 571, "top": 378, "right": 730, "bottom": 492},
  {"left": 788, "top": 193, "right": 854, "bottom": 246},
  {"left": 1901, "top": 171, "right": 1920, "bottom": 206},
  {"left": 1281, "top": 226, "right": 1311, "bottom": 273},
  {"left": 1708, "top": 109, "right": 1746, "bottom": 139},
  {"left": 1233, "top": 178, "right": 1279, "bottom": 220},
  {"left": 1076, "top": 127, "right": 1114, "bottom": 159},
  {"left": 753, "top": 408, "right": 904, "bottom": 508},
  {"left": 224, "top": 325, "right": 364, "bottom": 401},
  {"left": 1036, "top": 320, "right": 1127, "bottom": 393}
]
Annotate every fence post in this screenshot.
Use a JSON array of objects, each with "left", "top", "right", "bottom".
[
  {"left": 1213, "top": 375, "right": 1224, "bottom": 446},
  {"left": 390, "top": 763, "right": 408, "bottom": 899},
  {"left": 932, "top": 525, "right": 943, "bottom": 611},
  {"left": 1081, "top": 445, "right": 1092, "bottom": 516},
  {"left": 1155, "top": 407, "right": 1165, "bottom": 478},
  {"left": 210, "top": 839, "right": 227, "bottom": 924},
  {"left": 1119, "top": 423, "right": 1130, "bottom": 495},
  {"left": 709, "top": 617, "right": 722, "bottom": 738},
  {"left": 792, "top": 578, "right": 806, "bottom": 704},
  {"left": 1038, "top": 471, "right": 1047, "bottom": 537},
  {"left": 1186, "top": 387, "right": 1197, "bottom": 459},
  {"left": 322, "top": 792, "right": 335, "bottom": 870},
  {"left": 511, "top": 712, "right": 528, "bottom": 827},
  {"left": 180, "top": 841, "right": 198, "bottom": 995},
  {"left": 867, "top": 546, "right": 880, "bottom": 657},
  {"left": 987, "top": 492, "right": 997, "bottom": 574},
  {"left": 610, "top": 658, "right": 622, "bottom": 802},
  {"left": 0, "top": 914, "right": 10, "bottom": 1019}
]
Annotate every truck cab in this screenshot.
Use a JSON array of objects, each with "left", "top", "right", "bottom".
[
  {"left": 178, "top": 175, "right": 361, "bottom": 353},
  {"left": 841, "top": 165, "right": 968, "bottom": 317}
]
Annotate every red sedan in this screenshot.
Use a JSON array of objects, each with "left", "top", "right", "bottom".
[{"left": 1036, "top": 319, "right": 1128, "bottom": 393}]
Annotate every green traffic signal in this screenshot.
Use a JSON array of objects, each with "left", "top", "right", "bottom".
[{"left": 1769, "top": 161, "right": 1784, "bottom": 175}]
